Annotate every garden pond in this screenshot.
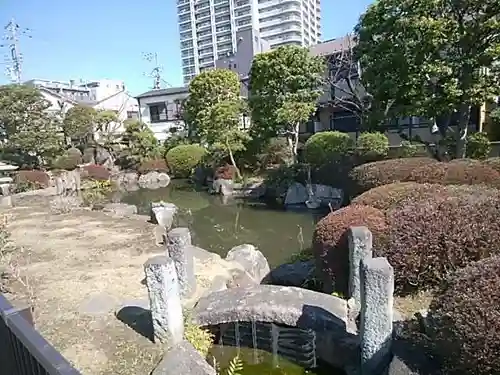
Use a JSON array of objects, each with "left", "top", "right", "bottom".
[{"left": 120, "top": 180, "right": 324, "bottom": 267}]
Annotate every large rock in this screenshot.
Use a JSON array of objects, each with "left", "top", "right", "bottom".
[
  {"left": 284, "top": 182, "right": 343, "bottom": 208},
  {"left": 138, "top": 171, "right": 171, "bottom": 190},
  {"left": 284, "top": 182, "right": 309, "bottom": 205},
  {"left": 114, "top": 172, "right": 139, "bottom": 191},
  {"left": 151, "top": 202, "right": 178, "bottom": 230},
  {"left": 225, "top": 244, "right": 270, "bottom": 285},
  {"left": 211, "top": 179, "right": 233, "bottom": 196},
  {"left": 262, "top": 260, "right": 315, "bottom": 287},
  {"left": 151, "top": 341, "right": 216, "bottom": 375},
  {"left": 102, "top": 203, "right": 137, "bottom": 217}
]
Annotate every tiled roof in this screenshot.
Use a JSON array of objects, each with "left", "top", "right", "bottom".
[
  {"left": 310, "top": 35, "right": 356, "bottom": 57},
  {"left": 136, "top": 86, "right": 189, "bottom": 99}
]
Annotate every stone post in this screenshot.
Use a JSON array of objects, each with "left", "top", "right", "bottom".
[
  {"left": 151, "top": 202, "right": 178, "bottom": 230},
  {"left": 359, "top": 257, "right": 394, "bottom": 375},
  {"left": 166, "top": 227, "right": 196, "bottom": 298},
  {"left": 55, "top": 177, "right": 64, "bottom": 196},
  {"left": 144, "top": 255, "right": 184, "bottom": 345},
  {"left": 348, "top": 226, "right": 373, "bottom": 306}
]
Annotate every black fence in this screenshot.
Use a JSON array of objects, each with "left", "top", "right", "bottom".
[{"left": 0, "top": 293, "right": 81, "bottom": 375}]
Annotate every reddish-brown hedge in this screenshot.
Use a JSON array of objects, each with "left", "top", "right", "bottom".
[
  {"left": 377, "top": 194, "right": 500, "bottom": 294},
  {"left": 352, "top": 182, "right": 500, "bottom": 211},
  {"left": 406, "top": 160, "right": 500, "bottom": 188},
  {"left": 483, "top": 157, "right": 500, "bottom": 173},
  {"left": 347, "top": 157, "right": 439, "bottom": 197},
  {"left": 428, "top": 256, "right": 500, "bottom": 374},
  {"left": 15, "top": 170, "right": 50, "bottom": 187},
  {"left": 214, "top": 164, "right": 236, "bottom": 180},
  {"left": 137, "top": 158, "right": 169, "bottom": 174},
  {"left": 312, "top": 204, "right": 388, "bottom": 294},
  {"left": 81, "top": 164, "right": 110, "bottom": 181}
]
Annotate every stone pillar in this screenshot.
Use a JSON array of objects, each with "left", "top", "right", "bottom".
[
  {"left": 348, "top": 226, "right": 373, "bottom": 305},
  {"left": 144, "top": 255, "right": 184, "bottom": 345},
  {"left": 151, "top": 202, "right": 178, "bottom": 230},
  {"left": 359, "top": 257, "right": 394, "bottom": 375},
  {"left": 166, "top": 227, "right": 195, "bottom": 298},
  {"left": 55, "top": 177, "right": 64, "bottom": 196}
]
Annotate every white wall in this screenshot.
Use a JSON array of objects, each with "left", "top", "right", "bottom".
[{"left": 40, "top": 90, "right": 75, "bottom": 115}]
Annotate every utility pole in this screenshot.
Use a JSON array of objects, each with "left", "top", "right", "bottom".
[{"left": 0, "top": 18, "right": 32, "bottom": 84}]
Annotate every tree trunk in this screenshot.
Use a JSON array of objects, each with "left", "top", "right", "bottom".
[
  {"left": 286, "top": 122, "right": 300, "bottom": 164},
  {"left": 456, "top": 103, "right": 471, "bottom": 159},
  {"left": 226, "top": 141, "right": 242, "bottom": 181}
]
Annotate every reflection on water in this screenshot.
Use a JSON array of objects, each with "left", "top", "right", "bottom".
[{"left": 120, "top": 180, "right": 323, "bottom": 267}]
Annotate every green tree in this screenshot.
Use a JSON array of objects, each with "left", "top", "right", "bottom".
[
  {"left": 184, "top": 69, "right": 248, "bottom": 179},
  {"left": 62, "top": 105, "right": 97, "bottom": 146},
  {"left": 248, "top": 45, "right": 325, "bottom": 162},
  {"left": 355, "top": 0, "right": 500, "bottom": 158},
  {"left": 122, "top": 119, "right": 161, "bottom": 163},
  {"left": 0, "top": 84, "right": 63, "bottom": 166}
]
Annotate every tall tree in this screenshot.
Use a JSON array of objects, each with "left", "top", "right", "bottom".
[
  {"left": 355, "top": 0, "right": 500, "bottom": 157},
  {"left": 0, "top": 85, "right": 63, "bottom": 166},
  {"left": 184, "top": 69, "right": 248, "bottom": 179},
  {"left": 122, "top": 119, "right": 161, "bottom": 163},
  {"left": 62, "top": 105, "right": 97, "bottom": 146},
  {"left": 248, "top": 45, "right": 325, "bottom": 162}
]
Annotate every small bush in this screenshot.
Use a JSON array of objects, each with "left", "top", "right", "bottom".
[
  {"left": 356, "top": 132, "right": 389, "bottom": 160},
  {"left": 137, "top": 158, "right": 169, "bottom": 174},
  {"left": 377, "top": 193, "right": 500, "bottom": 294},
  {"left": 466, "top": 132, "right": 491, "bottom": 160},
  {"left": 348, "top": 157, "right": 439, "bottom": 198},
  {"left": 406, "top": 160, "right": 500, "bottom": 188},
  {"left": 398, "top": 141, "right": 418, "bottom": 158},
  {"left": 429, "top": 256, "right": 500, "bottom": 374},
  {"left": 257, "top": 137, "right": 292, "bottom": 167},
  {"left": 483, "top": 157, "right": 500, "bottom": 173},
  {"left": 81, "top": 164, "right": 110, "bottom": 181},
  {"left": 214, "top": 164, "right": 236, "bottom": 180},
  {"left": 304, "top": 131, "right": 355, "bottom": 166},
  {"left": 15, "top": 170, "right": 50, "bottom": 188},
  {"left": 183, "top": 316, "right": 213, "bottom": 358},
  {"left": 312, "top": 204, "right": 387, "bottom": 294},
  {"left": 352, "top": 182, "right": 500, "bottom": 211},
  {"left": 166, "top": 144, "right": 206, "bottom": 178}
]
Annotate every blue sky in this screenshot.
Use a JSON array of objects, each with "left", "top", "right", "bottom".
[{"left": 0, "top": 0, "right": 372, "bottom": 95}]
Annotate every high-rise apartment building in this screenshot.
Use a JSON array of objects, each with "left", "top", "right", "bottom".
[{"left": 177, "top": 0, "right": 322, "bottom": 84}]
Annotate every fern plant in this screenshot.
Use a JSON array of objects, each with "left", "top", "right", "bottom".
[{"left": 225, "top": 356, "right": 244, "bottom": 375}]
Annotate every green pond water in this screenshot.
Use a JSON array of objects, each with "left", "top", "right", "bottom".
[{"left": 120, "top": 180, "right": 322, "bottom": 267}]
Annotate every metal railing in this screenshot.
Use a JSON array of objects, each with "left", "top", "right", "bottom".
[{"left": 0, "top": 293, "right": 81, "bottom": 375}]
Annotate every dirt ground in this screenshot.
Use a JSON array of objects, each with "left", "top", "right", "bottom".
[{"left": 1, "top": 192, "right": 173, "bottom": 375}]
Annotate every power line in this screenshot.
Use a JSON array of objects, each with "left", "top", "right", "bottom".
[
  {"left": 0, "top": 18, "right": 32, "bottom": 84},
  {"left": 142, "top": 52, "right": 171, "bottom": 90}
]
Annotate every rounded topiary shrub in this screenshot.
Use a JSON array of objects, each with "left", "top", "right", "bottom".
[
  {"left": 377, "top": 193, "right": 500, "bottom": 294},
  {"left": 312, "top": 204, "right": 387, "bottom": 294},
  {"left": 137, "top": 158, "right": 169, "bottom": 174},
  {"left": 15, "top": 170, "right": 50, "bottom": 188},
  {"left": 406, "top": 160, "right": 500, "bottom": 188},
  {"left": 81, "top": 164, "right": 110, "bottom": 181},
  {"left": 304, "top": 131, "right": 355, "bottom": 166},
  {"left": 466, "top": 131, "right": 491, "bottom": 160},
  {"left": 356, "top": 132, "right": 389, "bottom": 161},
  {"left": 352, "top": 182, "right": 500, "bottom": 211},
  {"left": 166, "top": 144, "right": 206, "bottom": 178},
  {"left": 483, "top": 157, "right": 500, "bottom": 173},
  {"left": 348, "top": 157, "right": 439, "bottom": 198},
  {"left": 428, "top": 256, "right": 500, "bottom": 374}
]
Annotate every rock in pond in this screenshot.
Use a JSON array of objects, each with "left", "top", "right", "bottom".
[
  {"left": 102, "top": 203, "right": 138, "bottom": 217},
  {"left": 151, "top": 201, "right": 178, "bottom": 230},
  {"left": 262, "top": 260, "right": 316, "bottom": 288},
  {"left": 225, "top": 244, "right": 270, "bottom": 286},
  {"left": 211, "top": 178, "right": 233, "bottom": 196}
]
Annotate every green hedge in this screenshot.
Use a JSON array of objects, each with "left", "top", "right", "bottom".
[
  {"left": 166, "top": 144, "right": 206, "bottom": 178},
  {"left": 304, "top": 131, "right": 354, "bottom": 166}
]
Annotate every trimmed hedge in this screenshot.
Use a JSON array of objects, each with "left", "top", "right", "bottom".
[
  {"left": 312, "top": 204, "right": 387, "bottom": 294},
  {"left": 483, "top": 157, "right": 500, "bottom": 173},
  {"left": 81, "top": 164, "right": 110, "bottom": 181},
  {"left": 429, "top": 256, "right": 500, "bottom": 374},
  {"left": 348, "top": 157, "right": 439, "bottom": 198},
  {"left": 406, "top": 160, "right": 500, "bottom": 188},
  {"left": 304, "top": 131, "right": 355, "bottom": 166},
  {"left": 137, "top": 158, "right": 169, "bottom": 174},
  {"left": 166, "top": 144, "right": 206, "bottom": 178},
  {"left": 378, "top": 194, "right": 500, "bottom": 294},
  {"left": 356, "top": 132, "right": 389, "bottom": 160},
  {"left": 352, "top": 182, "right": 500, "bottom": 211},
  {"left": 15, "top": 170, "right": 50, "bottom": 188},
  {"left": 466, "top": 131, "right": 491, "bottom": 160}
]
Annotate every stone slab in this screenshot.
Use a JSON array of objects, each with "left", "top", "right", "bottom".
[{"left": 151, "top": 341, "right": 216, "bottom": 375}]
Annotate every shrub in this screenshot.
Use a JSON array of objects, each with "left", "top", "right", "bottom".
[
  {"left": 52, "top": 153, "right": 81, "bottom": 171},
  {"left": 263, "top": 163, "right": 309, "bottom": 199},
  {"left": 377, "top": 194, "right": 500, "bottom": 294},
  {"left": 312, "top": 204, "right": 387, "bottom": 294},
  {"left": 183, "top": 313, "right": 213, "bottom": 358},
  {"left": 82, "top": 147, "right": 95, "bottom": 163},
  {"left": 257, "top": 137, "right": 292, "bottom": 168},
  {"left": 15, "top": 170, "right": 50, "bottom": 188},
  {"left": 406, "top": 160, "right": 500, "bottom": 188},
  {"left": 429, "top": 256, "right": 500, "bottom": 374},
  {"left": 483, "top": 157, "right": 500, "bottom": 173},
  {"left": 304, "top": 131, "right": 355, "bottom": 166},
  {"left": 356, "top": 132, "right": 389, "bottom": 160},
  {"left": 348, "top": 157, "right": 439, "bottom": 198},
  {"left": 352, "top": 182, "right": 500, "bottom": 211},
  {"left": 466, "top": 131, "right": 491, "bottom": 160},
  {"left": 214, "top": 164, "right": 236, "bottom": 180},
  {"left": 137, "top": 158, "right": 169, "bottom": 174},
  {"left": 166, "top": 144, "right": 206, "bottom": 178},
  {"left": 398, "top": 141, "right": 418, "bottom": 158},
  {"left": 81, "top": 164, "right": 110, "bottom": 181}
]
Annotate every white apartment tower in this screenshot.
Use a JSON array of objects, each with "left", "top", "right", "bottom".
[{"left": 177, "top": 0, "right": 322, "bottom": 84}]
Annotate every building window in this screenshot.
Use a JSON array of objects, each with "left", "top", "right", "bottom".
[
  {"left": 149, "top": 103, "right": 167, "bottom": 123},
  {"left": 127, "top": 111, "right": 138, "bottom": 120}
]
